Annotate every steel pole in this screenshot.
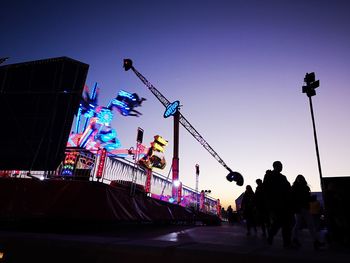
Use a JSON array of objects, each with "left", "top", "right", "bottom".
[
  {"left": 308, "top": 96, "right": 324, "bottom": 190},
  {"left": 172, "top": 111, "right": 180, "bottom": 199}
]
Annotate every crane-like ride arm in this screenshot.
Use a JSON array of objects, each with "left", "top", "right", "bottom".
[{"left": 123, "top": 59, "right": 243, "bottom": 186}]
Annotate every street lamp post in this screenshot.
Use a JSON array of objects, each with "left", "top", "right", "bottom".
[{"left": 302, "top": 72, "right": 323, "bottom": 190}]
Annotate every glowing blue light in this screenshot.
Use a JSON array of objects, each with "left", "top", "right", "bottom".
[
  {"left": 113, "top": 99, "right": 128, "bottom": 109},
  {"left": 91, "top": 83, "right": 98, "bottom": 100},
  {"left": 62, "top": 169, "right": 73, "bottom": 176},
  {"left": 104, "top": 139, "right": 121, "bottom": 151},
  {"left": 118, "top": 90, "right": 134, "bottom": 99},
  {"left": 84, "top": 108, "right": 95, "bottom": 118},
  {"left": 169, "top": 197, "right": 175, "bottom": 203},
  {"left": 75, "top": 107, "right": 82, "bottom": 133},
  {"left": 70, "top": 82, "right": 124, "bottom": 155},
  {"left": 97, "top": 108, "right": 113, "bottom": 124},
  {"left": 164, "top": 100, "right": 180, "bottom": 118},
  {"left": 100, "top": 129, "right": 117, "bottom": 142}
]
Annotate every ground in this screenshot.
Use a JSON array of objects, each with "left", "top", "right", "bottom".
[{"left": 1, "top": 222, "right": 349, "bottom": 263}]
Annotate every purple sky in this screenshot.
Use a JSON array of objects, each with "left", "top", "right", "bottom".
[{"left": 2, "top": 0, "right": 350, "bottom": 208}]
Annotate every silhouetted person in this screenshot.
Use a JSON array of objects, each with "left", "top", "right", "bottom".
[
  {"left": 263, "top": 161, "right": 294, "bottom": 248},
  {"left": 241, "top": 185, "right": 257, "bottom": 235},
  {"left": 291, "top": 174, "right": 324, "bottom": 250},
  {"left": 227, "top": 205, "right": 234, "bottom": 224},
  {"left": 255, "top": 178, "right": 269, "bottom": 236}
]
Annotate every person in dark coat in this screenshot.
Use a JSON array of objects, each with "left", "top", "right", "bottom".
[
  {"left": 255, "top": 178, "right": 269, "bottom": 236},
  {"left": 241, "top": 185, "right": 257, "bottom": 235},
  {"left": 291, "top": 174, "right": 324, "bottom": 250},
  {"left": 263, "top": 161, "right": 294, "bottom": 248}
]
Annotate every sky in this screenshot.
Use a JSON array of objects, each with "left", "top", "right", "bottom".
[{"left": 2, "top": 0, "right": 350, "bottom": 209}]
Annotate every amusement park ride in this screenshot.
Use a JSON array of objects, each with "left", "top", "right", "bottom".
[
  {"left": 0, "top": 56, "right": 222, "bottom": 223},
  {"left": 123, "top": 59, "right": 244, "bottom": 194},
  {"left": 64, "top": 80, "right": 168, "bottom": 181},
  {"left": 63, "top": 58, "right": 243, "bottom": 202},
  {"left": 67, "top": 83, "right": 146, "bottom": 154}
]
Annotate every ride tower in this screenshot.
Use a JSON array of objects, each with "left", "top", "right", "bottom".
[{"left": 123, "top": 59, "right": 244, "bottom": 203}]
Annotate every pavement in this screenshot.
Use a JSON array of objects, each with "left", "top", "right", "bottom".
[{"left": 0, "top": 222, "right": 349, "bottom": 263}]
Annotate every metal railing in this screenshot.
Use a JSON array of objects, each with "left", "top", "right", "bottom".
[{"left": 96, "top": 156, "right": 218, "bottom": 214}]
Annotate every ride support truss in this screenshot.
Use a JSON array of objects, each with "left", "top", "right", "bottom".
[{"left": 123, "top": 59, "right": 243, "bottom": 186}]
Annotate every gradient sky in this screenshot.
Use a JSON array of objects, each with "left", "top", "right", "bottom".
[{"left": 2, "top": 0, "right": 350, "bottom": 209}]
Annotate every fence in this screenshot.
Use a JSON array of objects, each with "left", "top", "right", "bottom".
[
  {"left": 0, "top": 153, "right": 219, "bottom": 215},
  {"left": 96, "top": 156, "right": 218, "bottom": 214}
]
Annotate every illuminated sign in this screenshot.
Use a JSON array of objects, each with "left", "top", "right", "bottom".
[
  {"left": 61, "top": 151, "right": 78, "bottom": 176},
  {"left": 96, "top": 148, "right": 107, "bottom": 179},
  {"left": 145, "top": 168, "right": 152, "bottom": 193},
  {"left": 164, "top": 100, "right": 180, "bottom": 118}
]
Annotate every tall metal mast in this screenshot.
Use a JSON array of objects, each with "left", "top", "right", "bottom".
[{"left": 123, "top": 59, "right": 243, "bottom": 186}]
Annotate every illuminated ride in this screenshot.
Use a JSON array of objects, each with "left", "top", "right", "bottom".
[
  {"left": 65, "top": 82, "right": 168, "bottom": 180},
  {"left": 123, "top": 59, "right": 244, "bottom": 193},
  {"left": 138, "top": 135, "right": 168, "bottom": 170},
  {"left": 67, "top": 83, "right": 147, "bottom": 157},
  {"left": 108, "top": 90, "right": 146, "bottom": 117}
]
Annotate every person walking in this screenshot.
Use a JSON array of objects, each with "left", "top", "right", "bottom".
[
  {"left": 255, "top": 178, "right": 269, "bottom": 236},
  {"left": 241, "top": 185, "right": 257, "bottom": 236},
  {"left": 263, "top": 161, "right": 294, "bottom": 248},
  {"left": 291, "top": 174, "right": 325, "bottom": 250},
  {"left": 227, "top": 205, "right": 234, "bottom": 225}
]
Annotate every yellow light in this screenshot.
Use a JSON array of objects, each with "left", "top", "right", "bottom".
[
  {"left": 152, "top": 142, "right": 164, "bottom": 152},
  {"left": 154, "top": 135, "right": 168, "bottom": 146},
  {"left": 0, "top": 251, "right": 4, "bottom": 259},
  {"left": 151, "top": 135, "right": 168, "bottom": 152}
]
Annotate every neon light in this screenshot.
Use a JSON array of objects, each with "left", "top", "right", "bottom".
[
  {"left": 70, "top": 85, "right": 147, "bottom": 158},
  {"left": 164, "top": 100, "right": 179, "bottom": 118},
  {"left": 96, "top": 108, "right": 113, "bottom": 124},
  {"left": 91, "top": 82, "right": 98, "bottom": 101},
  {"left": 118, "top": 90, "right": 134, "bottom": 99},
  {"left": 111, "top": 99, "right": 128, "bottom": 109},
  {"left": 96, "top": 148, "right": 107, "bottom": 179},
  {"left": 79, "top": 127, "right": 94, "bottom": 148},
  {"left": 145, "top": 168, "right": 152, "bottom": 193},
  {"left": 61, "top": 151, "right": 78, "bottom": 176},
  {"left": 100, "top": 129, "right": 116, "bottom": 142},
  {"left": 75, "top": 107, "right": 82, "bottom": 133},
  {"left": 84, "top": 108, "right": 95, "bottom": 118}
]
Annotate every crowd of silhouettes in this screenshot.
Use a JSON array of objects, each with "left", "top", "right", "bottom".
[{"left": 239, "top": 160, "right": 325, "bottom": 250}]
